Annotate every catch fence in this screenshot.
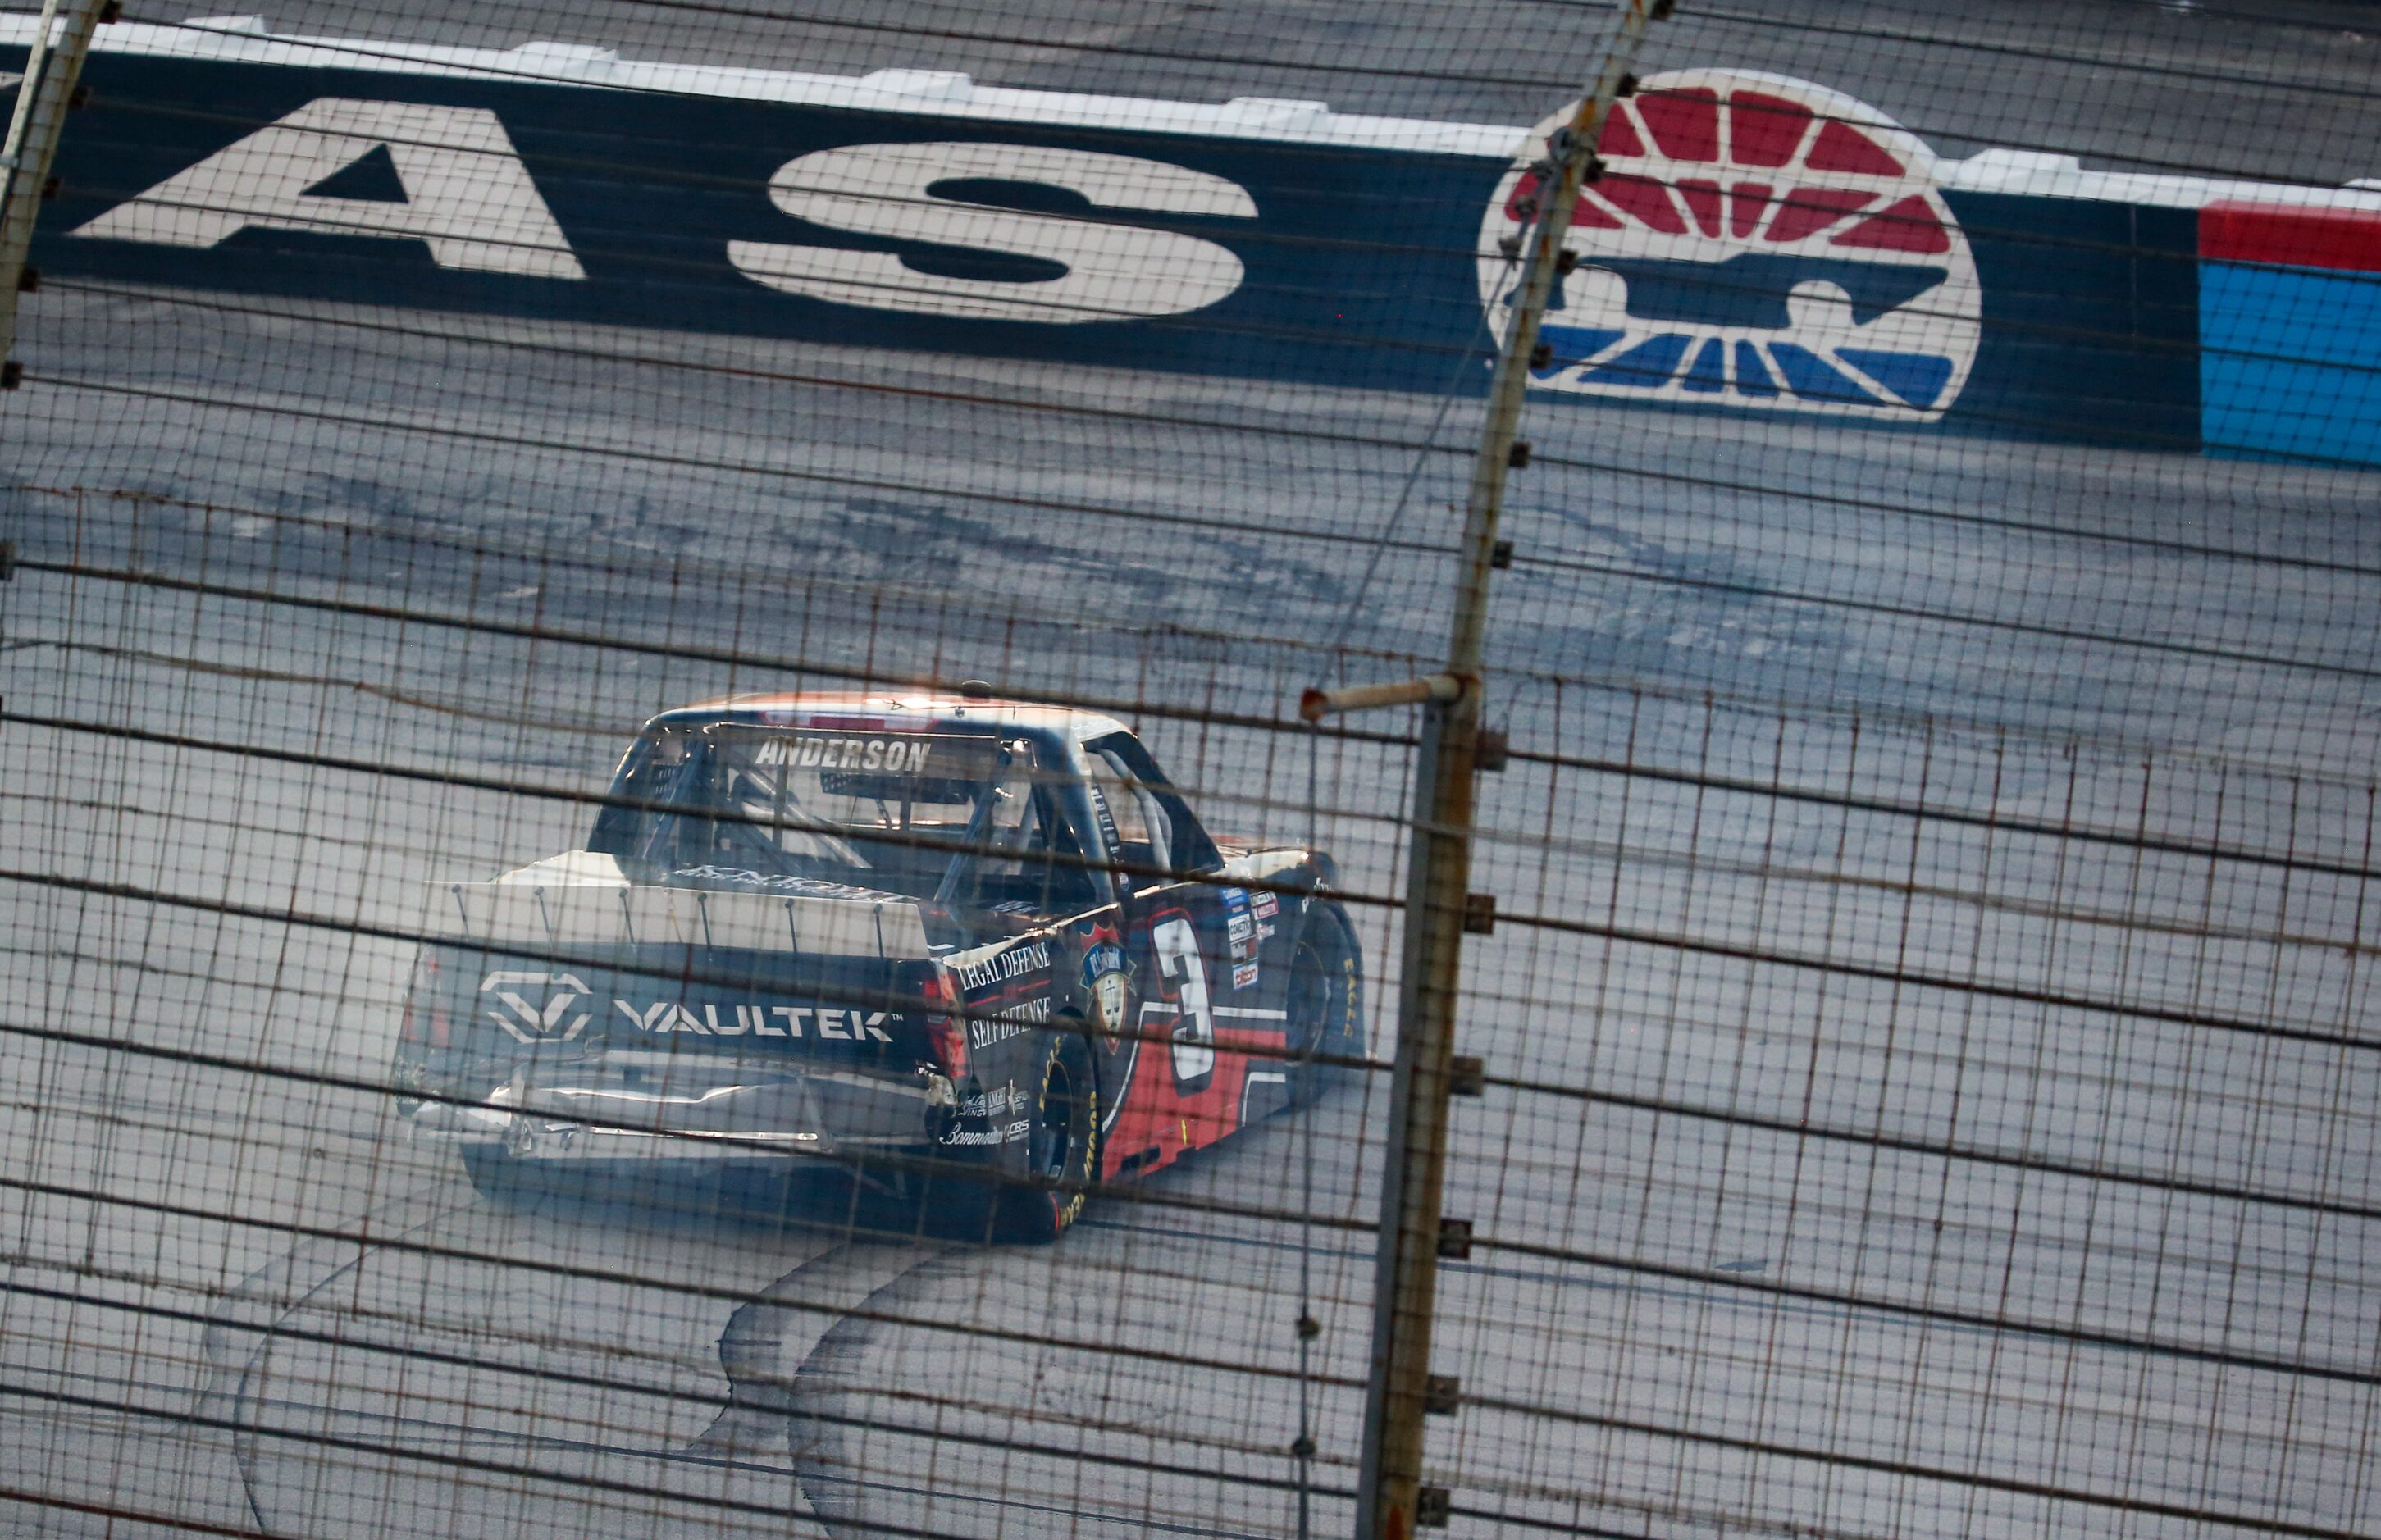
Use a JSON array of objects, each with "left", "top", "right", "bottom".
[{"left": 2, "top": 2, "right": 2378, "bottom": 1537}]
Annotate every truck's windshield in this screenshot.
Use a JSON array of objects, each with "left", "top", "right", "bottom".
[{"left": 589, "top": 722, "right": 1092, "bottom": 908}]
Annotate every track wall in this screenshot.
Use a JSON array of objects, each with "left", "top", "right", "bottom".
[{"left": 6, "top": 37, "right": 2373, "bottom": 464}]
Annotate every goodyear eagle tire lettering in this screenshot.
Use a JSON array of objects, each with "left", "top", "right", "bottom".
[{"left": 1012, "top": 1032, "right": 1099, "bottom": 1244}]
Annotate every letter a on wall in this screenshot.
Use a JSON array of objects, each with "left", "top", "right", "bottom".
[{"left": 73, "top": 98, "right": 585, "bottom": 278}]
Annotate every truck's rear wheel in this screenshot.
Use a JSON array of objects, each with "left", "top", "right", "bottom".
[
  {"left": 1014, "top": 1035, "right": 1098, "bottom": 1242},
  {"left": 931, "top": 1034, "right": 1097, "bottom": 1244}
]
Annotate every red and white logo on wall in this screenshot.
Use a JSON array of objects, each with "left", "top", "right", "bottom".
[{"left": 1479, "top": 71, "right": 1982, "bottom": 421}]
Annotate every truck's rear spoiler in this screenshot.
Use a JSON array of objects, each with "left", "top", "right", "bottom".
[{"left": 424, "top": 850, "right": 933, "bottom": 959}]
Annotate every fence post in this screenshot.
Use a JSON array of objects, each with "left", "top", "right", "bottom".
[
  {"left": 1349, "top": 2, "right": 1670, "bottom": 1533},
  {"left": 0, "top": 0, "right": 110, "bottom": 385}
]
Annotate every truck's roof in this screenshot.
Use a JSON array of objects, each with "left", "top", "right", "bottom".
[{"left": 655, "top": 690, "right": 1133, "bottom": 744}]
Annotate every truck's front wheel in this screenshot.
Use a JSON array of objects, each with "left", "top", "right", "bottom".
[{"left": 1286, "top": 903, "right": 1365, "bottom": 1107}]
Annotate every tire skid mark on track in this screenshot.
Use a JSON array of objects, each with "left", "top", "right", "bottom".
[
  {"left": 200, "top": 1155, "right": 939, "bottom": 1538},
  {"left": 194, "top": 1175, "right": 481, "bottom": 1534},
  {"left": 695, "top": 1237, "right": 946, "bottom": 1529},
  {"left": 193, "top": 1173, "right": 476, "bottom": 1418},
  {"left": 786, "top": 1251, "right": 951, "bottom": 1535}
]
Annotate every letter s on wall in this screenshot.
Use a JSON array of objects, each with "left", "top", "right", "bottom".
[{"left": 728, "top": 142, "right": 1257, "bottom": 324}]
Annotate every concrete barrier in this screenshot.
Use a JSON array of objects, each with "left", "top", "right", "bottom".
[{"left": 6, "top": 19, "right": 2375, "bottom": 466}]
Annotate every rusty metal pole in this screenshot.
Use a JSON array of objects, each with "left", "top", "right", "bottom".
[
  {"left": 1352, "top": 2, "right": 1669, "bottom": 1534},
  {"left": 0, "top": 0, "right": 109, "bottom": 383}
]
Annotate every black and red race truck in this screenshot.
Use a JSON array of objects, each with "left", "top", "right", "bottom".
[{"left": 394, "top": 690, "right": 1363, "bottom": 1241}]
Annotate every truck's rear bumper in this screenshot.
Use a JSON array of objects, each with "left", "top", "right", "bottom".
[{"left": 402, "top": 1059, "right": 953, "bottom": 1163}]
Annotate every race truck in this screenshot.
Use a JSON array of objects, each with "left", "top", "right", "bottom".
[{"left": 393, "top": 688, "right": 1364, "bottom": 1242}]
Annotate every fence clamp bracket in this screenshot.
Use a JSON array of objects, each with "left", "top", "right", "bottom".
[
  {"left": 1435, "top": 1217, "right": 1472, "bottom": 1260},
  {"left": 1448, "top": 1055, "right": 1484, "bottom": 1098},
  {"left": 1417, "top": 1486, "right": 1453, "bottom": 1528},
  {"left": 1424, "top": 1374, "right": 1462, "bottom": 1415}
]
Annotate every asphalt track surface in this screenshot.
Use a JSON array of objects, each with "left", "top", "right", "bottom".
[
  {"left": 7, "top": 5, "right": 2381, "bottom": 1539},
  {"left": 144, "top": 0, "right": 2381, "bottom": 186}
]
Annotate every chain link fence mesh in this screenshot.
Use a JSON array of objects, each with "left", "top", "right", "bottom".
[{"left": 4, "top": 2, "right": 2379, "bottom": 1536}]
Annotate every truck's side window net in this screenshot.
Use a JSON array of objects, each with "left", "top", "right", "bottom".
[
  {"left": 966, "top": 742, "right": 1098, "bottom": 914},
  {"left": 1083, "top": 733, "right": 1220, "bottom": 880},
  {"left": 587, "top": 727, "right": 693, "bottom": 868},
  {"left": 1086, "top": 749, "right": 1170, "bottom": 879}
]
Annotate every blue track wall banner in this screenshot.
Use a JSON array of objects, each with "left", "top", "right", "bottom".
[
  {"left": 13, "top": 48, "right": 1502, "bottom": 394},
  {"left": 0, "top": 30, "right": 2361, "bottom": 462}
]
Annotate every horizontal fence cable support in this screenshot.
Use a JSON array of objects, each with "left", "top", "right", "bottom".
[
  {"left": 6, "top": 796, "right": 2370, "bottom": 1072},
  {"left": 40, "top": 280, "right": 2381, "bottom": 586},
  {"left": 1503, "top": 744, "right": 2381, "bottom": 884},
  {"left": 17, "top": 554, "right": 2381, "bottom": 868},
  {"left": 0, "top": 1378, "right": 990, "bottom": 1540},
  {"left": 7, "top": 559, "right": 1419, "bottom": 750},
  {"left": 10, "top": 1247, "right": 2352, "bottom": 1535},
  {"left": 0, "top": 1164, "right": 1370, "bottom": 1389},
  {"left": 3, "top": 1242, "right": 2351, "bottom": 1534},
  {"left": 32, "top": 651, "right": 2359, "bottom": 922},
  {"left": 106, "top": 2, "right": 2381, "bottom": 193},
  {"left": 1493, "top": 905, "right": 2381, "bottom": 1055},
  {"left": 0, "top": 1009, "right": 1384, "bottom": 1238},
  {"left": 0, "top": 709, "right": 1417, "bottom": 928},
  {"left": 25, "top": 440, "right": 2381, "bottom": 682},
  {"left": 1505, "top": 545, "right": 2381, "bottom": 686},
  {"left": 0, "top": 1277, "right": 1347, "bottom": 1501},
  {"left": 9, "top": 713, "right": 2373, "bottom": 1050},
  {"left": 30, "top": 476, "right": 2381, "bottom": 792},
  {"left": 1674, "top": 0, "right": 2381, "bottom": 107},
  {"left": 17, "top": 478, "right": 2377, "bottom": 798},
  {"left": 1458, "top": 1230, "right": 2377, "bottom": 1388},
  {"left": 0, "top": 1488, "right": 277, "bottom": 1540},
  {"left": 1474, "top": 1073, "right": 2381, "bottom": 1224},
  {"left": 2, "top": 691, "right": 1407, "bottom": 863},
  {"left": 44, "top": 140, "right": 2351, "bottom": 392},
  {"left": 0, "top": 1007, "right": 2365, "bottom": 1395},
  {"left": 1451, "top": 1390, "right": 2370, "bottom": 1540}
]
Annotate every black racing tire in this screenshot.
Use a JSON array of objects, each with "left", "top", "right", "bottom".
[
  {"left": 1286, "top": 903, "right": 1365, "bottom": 1108},
  {"left": 1012, "top": 1031, "right": 1100, "bottom": 1242},
  {"left": 928, "top": 1032, "right": 1099, "bottom": 1245}
]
